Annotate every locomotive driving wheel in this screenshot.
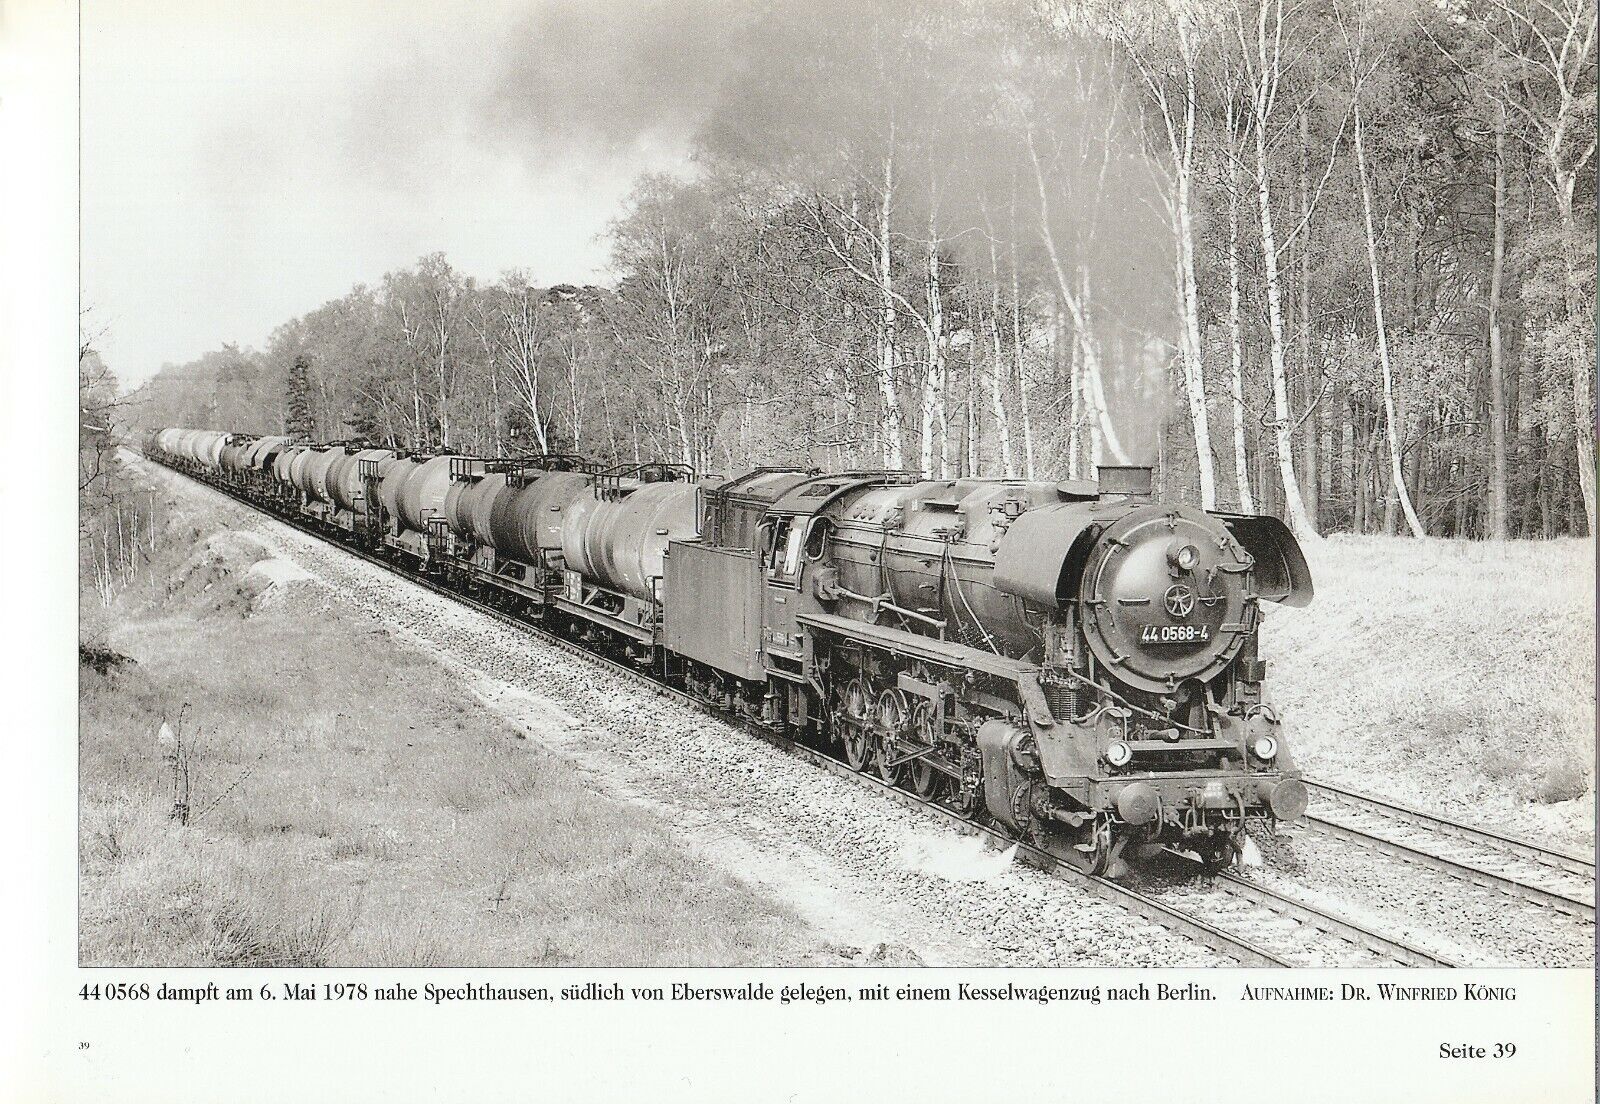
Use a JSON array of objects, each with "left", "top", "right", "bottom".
[
  {"left": 872, "top": 689, "right": 910, "bottom": 787},
  {"left": 906, "top": 700, "right": 943, "bottom": 799},
  {"left": 840, "top": 679, "right": 872, "bottom": 772}
]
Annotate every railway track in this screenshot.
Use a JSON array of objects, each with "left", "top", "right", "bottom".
[
  {"left": 156, "top": 464, "right": 1464, "bottom": 969},
  {"left": 1297, "top": 779, "right": 1595, "bottom": 924}
]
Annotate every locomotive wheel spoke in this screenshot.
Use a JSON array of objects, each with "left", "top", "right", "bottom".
[
  {"left": 873, "top": 689, "right": 908, "bottom": 787},
  {"left": 843, "top": 725, "right": 871, "bottom": 772},
  {"left": 839, "top": 679, "right": 873, "bottom": 771},
  {"left": 872, "top": 739, "right": 904, "bottom": 787},
  {"left": 907, "top": 701, "right": 942, "bottom": 798}
]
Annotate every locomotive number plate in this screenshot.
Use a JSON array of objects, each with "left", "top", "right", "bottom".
[{"left": 1141, "top": 624, "right": 1211, "bottom": 644}]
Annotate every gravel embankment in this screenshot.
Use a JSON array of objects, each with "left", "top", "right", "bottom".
[{"left": 143, "top": 461, "right": 1225, "bottom": 968}]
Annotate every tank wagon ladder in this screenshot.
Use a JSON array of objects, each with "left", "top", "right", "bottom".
[{"left": 356, "top": 457, "right": 385, "bottom": 546}]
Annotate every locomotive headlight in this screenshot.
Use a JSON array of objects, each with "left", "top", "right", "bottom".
[
  {"left": 1104, "top": 740, "right": 1133, "bottom": 768},
  {"left": 1169, "top": 542, "right": 1201, "bottom": 571},
  {"left": 1251, "top": 734, "right": 1279, "bottom": 761}
]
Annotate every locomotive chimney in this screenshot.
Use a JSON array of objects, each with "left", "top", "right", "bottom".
[{"left": 1096, "top": 465, "right": 1153, "bottom": 499}]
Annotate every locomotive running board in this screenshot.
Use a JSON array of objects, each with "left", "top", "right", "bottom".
[{"left": 797, "top": 612, "right": 1032, "bottom": 683}]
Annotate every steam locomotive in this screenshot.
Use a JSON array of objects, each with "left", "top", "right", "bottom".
[{"left": 145, "top": 428, "right": 1313, "bottom": 876}]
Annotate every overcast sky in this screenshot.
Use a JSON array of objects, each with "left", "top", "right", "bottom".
[{"left": 82, "top": 0, "right": 690, "bottom": 387}]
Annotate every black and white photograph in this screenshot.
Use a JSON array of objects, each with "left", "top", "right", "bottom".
[{"left": 8, "top": 0, "right": 1598, "bottom": 1096}]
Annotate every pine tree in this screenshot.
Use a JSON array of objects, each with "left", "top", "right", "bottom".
[{"left": 285, "top": 356, "right": 314, "bottom": 441}]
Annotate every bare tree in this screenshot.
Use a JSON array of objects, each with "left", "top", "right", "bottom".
[
  {"left": 1487, "top": 97, "right": 1510, "bottom": 537},
  {"left": 1482, "top": 0, "right": 1597, "bottom": 532},
  {"left": 1222, "top": 89, "right": 1256, "bottom": 511},
  {"left": 1235, "top": 0, "right": 1318, "bottom": 538},
  {"left": 1346, "top": 21, "right": 1426, "bottom": 537},
  {"left": 1121, "top": 3, "right": 1219, "bottom": 506}
]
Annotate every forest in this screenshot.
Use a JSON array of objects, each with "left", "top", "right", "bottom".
[{"left": 122, "top": 0, "right": 1597, "bottom": 540}]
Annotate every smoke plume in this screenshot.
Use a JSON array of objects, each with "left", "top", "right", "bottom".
[{"left": 485, "top": 0, "right": 1179, "bottom": 462}]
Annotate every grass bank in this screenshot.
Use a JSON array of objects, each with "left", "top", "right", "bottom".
[
  {"left": 79, "top": 475, "right": 825, "bottom": 966},
  {"left": 1264, "top": 534, "right": 1595, "bottom": 850}
]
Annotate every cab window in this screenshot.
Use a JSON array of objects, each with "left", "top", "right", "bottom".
[{"left": 766, "top": 516, "right": 804, "bottom": 582}]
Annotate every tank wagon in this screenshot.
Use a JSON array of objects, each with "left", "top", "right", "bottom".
[{"left": 145, "top": 429, "right": 1313, "bottom": 875}]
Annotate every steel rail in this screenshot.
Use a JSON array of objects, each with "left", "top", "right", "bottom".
[
  {"left": 1297, "top": 816, "right": 1594, "bottom": 923},
  {"left": 1298, "top": 782, "right": 1595, "bottom": 923},
  {"left": 1305, "top": 779, "right": 1594, "bottom": 878},
  {"left": 150, "top": 460, "right": 1453, "bottom": 968}
]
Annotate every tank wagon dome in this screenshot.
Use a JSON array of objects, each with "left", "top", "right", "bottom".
[
  {"left": 326, "top": 450, "right": 358, "bottom": 506},
  {"left": 469, "top": 473, "right": 514, "bottom": 547},
  {"left": 273, "top": 444, "right": 306, "bottom": 483},
  {"left": 377, "top": 456, "right": 420, "bottom": 523},
  {"left": 198, "top": 431, "right": 229, "bottom": 469},
  {"left": 372, "top": 452, "right": 403, "bottom": 483},
  {"left": 442, "top": 461, "right": 511, "bottom": 542},
  {"left": 220, "top": 438, "right": 254, "bottom": 472},
  {"left": 443, "top": 476, "right": 472, "bottom": 538},
  {"left": 487, "top": 470, "right": 589, "bottom": 567},
  {"left": 257, "top": 438, "right": 293, "bottom": 474},
  {"left": 304, "top": 445, "right": 348, "bottom": 504}
]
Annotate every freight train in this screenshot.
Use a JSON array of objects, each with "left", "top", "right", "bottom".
[{"left": 144, "top": 427, "right": 1313, "bottom": 876}]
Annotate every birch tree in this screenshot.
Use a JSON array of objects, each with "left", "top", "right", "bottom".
[
  {"left": 1481, "top": 0, "right": 1597, "bottom": 532},
  {"left": 1121, "top": 2, "right": 1218, "bottom": 506},
  {"left": 1236, "top": 0, "right": 1318, "bottom": 537},
  {"left": 1347, "top": 21, "right": 1427, "bottom": 537}
]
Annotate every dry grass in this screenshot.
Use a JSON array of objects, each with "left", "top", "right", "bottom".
[
  {"left": 80, "top": 486, "right": 824, "bottom": 966},
  {"left": 1263, "top": 534, "right": 1595, "bottom": 848}
]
